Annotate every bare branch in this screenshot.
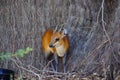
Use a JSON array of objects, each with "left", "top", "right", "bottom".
[
  {"left": 11, "top": 58, "right": 42, "bottom": 79},
  {"left": 101, "top": 0, "right": 111, "bottom": 45}
]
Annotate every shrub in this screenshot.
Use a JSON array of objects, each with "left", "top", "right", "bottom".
[{"left": 0, "top": 47, "right": 33, "bottom": 60}]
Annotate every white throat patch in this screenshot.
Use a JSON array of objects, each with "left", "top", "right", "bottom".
[{"left": 56, "top": 45, "right": 65, "bottom": 57}]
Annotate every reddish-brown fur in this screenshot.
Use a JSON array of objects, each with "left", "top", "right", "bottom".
[
  {"left": 42, "top": 29, "right": 56, "bottom": 58},
  {"left": 42, "top": 28, "right": 69, "bottom": 58},
  {"left": 42, "top": 28, "right": 69, "bottom": 72}
]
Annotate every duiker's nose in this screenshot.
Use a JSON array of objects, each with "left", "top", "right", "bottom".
[{"left": 49, "top": 44, "right": 54, "bottom": 48}]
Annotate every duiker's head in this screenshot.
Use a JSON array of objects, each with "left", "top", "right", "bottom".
[{"left": 49, "top": 29, "right": 68, "bottom": 48}]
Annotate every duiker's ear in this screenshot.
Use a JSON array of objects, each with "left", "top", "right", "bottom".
[{"left": 62, "top": 28, "right": 68, "bottom": 38}]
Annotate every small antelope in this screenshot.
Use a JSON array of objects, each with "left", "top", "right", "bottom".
[{"left": 42, "top": 28, "right": 69, "bottom": 72}]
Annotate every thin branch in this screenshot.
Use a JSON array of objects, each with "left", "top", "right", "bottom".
[
  {"left": 11, "top": 58, "right": 42, "bottom": 80},
  {"left": 81, "top": 40, "right": 109, "bottom": 65},
  {"left": 97, "top": 4, "right": 102, "bottom": 24},
  {"left": 101, "top": 0, "right": 111, "bottom": 45},
  {"left": 11, "top": 58, "right": 70, "bottom": 79}
]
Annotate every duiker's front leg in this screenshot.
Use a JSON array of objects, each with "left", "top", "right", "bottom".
[
  {"left": 62, "top": 54, "right": 66, "bottom": 73},
  {"left": 45, "top": 53, "right": 55, "bottom": 71},
  {"left": 54, "top": 54, "right": 58, "bottom": 72}
]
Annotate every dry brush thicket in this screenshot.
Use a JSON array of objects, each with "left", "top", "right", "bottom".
[{"left": 0, "top": 0, "right": 120, "bottom": 79}]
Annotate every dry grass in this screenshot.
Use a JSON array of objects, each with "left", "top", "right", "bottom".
[{"left": 0, "top": 0, "right": 120, "bottom": 79}]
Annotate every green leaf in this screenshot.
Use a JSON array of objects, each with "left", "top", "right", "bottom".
[
  {"left": 5, "top": 52, "right": 11, "bottom": 59},
  {"left": 17, "top": 52, "right": 24, "bottom": 57},
  {"left": 18, "top": 49, "right": 24, "bottom": 54},
  {"left": 25, "top": 47, "right": 33, "bottom": 54},
  {"left": 17, "top": 49, "right": 25, "bottom": 57}
]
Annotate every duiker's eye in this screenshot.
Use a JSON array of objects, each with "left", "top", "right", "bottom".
[{"left": 55, "top": 38, "right": 59, "bottom": 42}]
